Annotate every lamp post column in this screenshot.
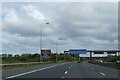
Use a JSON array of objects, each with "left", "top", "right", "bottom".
[
  {"left": 40, "top": 24, "right": 43, "bottom": 62},
  {"left": 40, "top": 23, "right": 49, "bottom": 62}
]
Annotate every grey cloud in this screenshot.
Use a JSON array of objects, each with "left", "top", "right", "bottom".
[
  {"left": 2, "top": 2, "right": 118, "bottom": 54},
  {"left": 3, "top": 6, "right": 57, "bottom": 37}
]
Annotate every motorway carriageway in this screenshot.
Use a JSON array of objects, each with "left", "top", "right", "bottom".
[{"left": 2, "top": 61, "right": 119, "bottom": 79}]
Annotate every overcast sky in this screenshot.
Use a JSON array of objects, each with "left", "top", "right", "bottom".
[{"left": 1, "top": 2, "right": 118, "bottom": 54}]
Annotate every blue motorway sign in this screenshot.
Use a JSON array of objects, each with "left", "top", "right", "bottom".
[
  {"left": 43, "top": 55, "right": 49, "bottom": 58},
  {"left": 69, "top": 49, "right": 87, "bottom": 54}
]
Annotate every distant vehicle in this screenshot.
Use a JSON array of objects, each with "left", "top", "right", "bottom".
[
  {"left": 77, "top": 60, "right": 81, "bottom": 63},
  {"left": 88, "top": 60, "right": 91, "bottom": 63},
  {"left": 88, "top": 59, "right": 94, "bottom": 63},
  {"left": 95, "top": 59, "right": 103, "bottom": 63},
  {"left": 88, "top": 60, "right": 93, "bottom": 63},
  {"left": 116, "top": 60, "right": 120, "bottom": 64},
  {"left": 99, "top": 60, "right": 103, "bottom": 63}
]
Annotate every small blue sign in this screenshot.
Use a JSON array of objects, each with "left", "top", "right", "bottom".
[
  {"left": 69, "top": 49, "right": 87, "bottom": 54},
  {"left": 42, "top": 55, "right": 49, "bottom": 58}
]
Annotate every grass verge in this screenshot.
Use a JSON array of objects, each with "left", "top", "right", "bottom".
[
  {"left": 1, "top": 61, "right": 65, "bottom": 70},
  {"left": 89, "top": 61, "right": 120, "bottom": 70}
]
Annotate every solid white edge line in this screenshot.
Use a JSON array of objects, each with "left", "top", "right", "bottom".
[{"left": 5, "top": 62, "right": 71, "bottom": 79}]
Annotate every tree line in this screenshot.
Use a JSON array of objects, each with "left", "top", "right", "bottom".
[{"left": 2, "top": 53, "right": 80, "bottom": 63}]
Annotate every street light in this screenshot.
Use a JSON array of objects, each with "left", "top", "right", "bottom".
[
  {"left": 40, "top": 22, "right": 49, "bottom": 62},
  {"left": 55, "top": 41, "right": 58, "bottom": 62},
  {"left": 55, "top": 38, "right": 62, "bottom": 62}
]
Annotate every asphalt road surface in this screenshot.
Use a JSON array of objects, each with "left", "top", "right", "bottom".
[{"left": 2, "top": 61, "right": 119, "bottom": 79}]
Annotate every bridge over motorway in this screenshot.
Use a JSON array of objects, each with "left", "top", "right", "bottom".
[{"left": 64, "top": 50, "right": 120, "bottom": 58}]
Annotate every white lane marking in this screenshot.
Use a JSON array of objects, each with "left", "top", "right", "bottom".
[
  {"left": 100, "top": 72, "right": 106, "bottom": 76},
  {"left": 64, "top": 71, "right": 68, "bottom": 74},
  {"left": 69, "top": 67, "right": 71, "bottom": 69},
  {"left": 61, "top": 76, "right": 64, "bottom": 78},
  {"left": 5, "top": 62, "right": 71, "bottom": 79},
  {"left": 91, "top": 68, "right": 94, "bottom": 70}
]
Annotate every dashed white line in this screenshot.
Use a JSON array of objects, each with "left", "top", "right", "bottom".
[
  {"left": 91, "top": 68, "right": 94, "bottom": 70},
  {"left": 64, "top": 71, "right": 68, "bottom": 74},
  {"left": 100, "top": 72, "right": 106, "bottom": 76},
  {"left": 61, "top": 76, "right": 64, "bottom": 78},
  {"left": 69, "top": 67, "right": 71, "bottom": 69}
]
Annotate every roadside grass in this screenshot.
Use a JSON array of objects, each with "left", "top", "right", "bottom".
[
  {"left": 88, "top": 61, "right": 120, "bottom": 70},
  {"left": 1, "top": 61, "right": 66, "bottom": 70}
]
